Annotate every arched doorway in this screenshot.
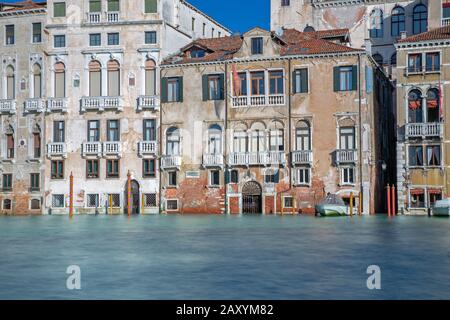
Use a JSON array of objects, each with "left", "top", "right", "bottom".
[
  {"left": 124, "top": 180, "right": 140, "bottom": 214},
  {"left": 242, "top": 181, "right": 262, "bottom": 214}
]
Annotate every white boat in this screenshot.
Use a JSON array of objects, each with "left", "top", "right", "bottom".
[{"left": 432, "top": 199, "right": 450, "bottom": 217}]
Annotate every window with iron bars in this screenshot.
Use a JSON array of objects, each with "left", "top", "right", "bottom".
[
  {"left": 52, "top": 194, "right": 65, "bottom": 208},
  {"left": 87, "top": 194, "right": 100, "bottom": 208},
  {"left": 108, "top": 193, "right": 121, "bottom": 207},
  {"left": 144, "top": 193, "right": 157, "bottom": 207}
]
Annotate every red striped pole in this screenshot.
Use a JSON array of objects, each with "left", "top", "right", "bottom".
[
  {"left": 69, "top": 172, "right": 74, "bottom": 218},
  {"left": 391, "top": 184, "right": 396, "bottom": 216},
  {"left": 127, "top": 171, "right": 132, "bottom": 216},
  {"left": 387, "top": 184, "right": 391, "bottom": 217}
]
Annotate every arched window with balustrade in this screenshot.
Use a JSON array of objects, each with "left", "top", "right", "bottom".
[
  {"left": 54, "top": 62, "right": 66, "bottom": 98},
  {"left": 89, "top": 60, "right": 102, "bottom": 96},
  {"left": 207, "top": 124, "right": 222, "bottom": 154},
  {"left": 408, "top": 89, "right": 423, "bottom": 123},
  {"left": 107, "top": 60, "right": 120, "bottom": 96},
  {"left": 166, "top": 126, "right": 180, "bottom": 155},
  {"left": 6, "top": 65, "right": 15, "bottom": 99},
  {"left": 145, "top": 59, "right": 156, "bottom": 96},
  {"left": 32, "top": 64, "right": 42, "bottom": 98}
]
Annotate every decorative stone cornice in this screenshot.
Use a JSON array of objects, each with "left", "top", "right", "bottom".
[
  {"left": 311, "top": 0, "right": 402, "bottom": 8},
  {"left": 0, "top": 8, "right": 46, "bottom": 18},
  {"left": 395, "top": 40, "right": 450, "bottom": 50}
]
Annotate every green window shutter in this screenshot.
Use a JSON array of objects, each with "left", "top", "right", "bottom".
[
  {"left": 145, "top": 0, "right": 157, "bottom": 13},
  {"left": 89, "top": 0, "right": 101, "bottom": 12},
  {"left": 108, "top": 0, "right": 120, "bottom": 11},
  {"left": 292, "top": 70, "right": 297, "bottom": 94},
  {"left": 202, "top": 74, "right": 209, "bottom": 101},
  {"left": 54, "top": 2, "right": 66, "bottom": 17},
  {"left": 301, "top": 69, "right": 308, "bottom": 93},
  {"left": 219, "top": 74, "right": 225, "bottom": 100},
  {"left": 351, "top": 65, "right": 358, "bottom": 91},
  {"left": 333, "top": 67, "right": 340, "bottom": 92},
  {"left": 178, "top": 77, "right": 183, "bottom": 102},
  {"left": 161, "top": 77, "right": 168, "bottom": 103}
]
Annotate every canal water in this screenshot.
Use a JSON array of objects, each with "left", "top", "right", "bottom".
[{"left": 0, "top": 214, "right": 449, "bottom": 300}]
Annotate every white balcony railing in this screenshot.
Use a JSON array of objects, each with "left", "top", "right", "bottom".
[
  {"left": 82, "top": 142, "right": 102, "bottom": 157},
  {"left": 336, "top": 150, "right": 358, "bottom": 164},
  {"left": 138, "top": 141, "right": 157, "bottom": 157},
  {"left": 103, "top": 141, "right": 122, "bottom": 157},
  {"left": 47, "top": 143, "right": 67, "bottom": 158},
  {"left": 443, "top": 18, "right": 450, "bottom": 26},
  {"left": 0, "top": 99, "right": 16, "bottom": 114},
  {"left": 203, "top": 154, "right": 224, "bottom": 167},
  {"left": 228, "top": 151, "right": 286, "bottom": 166},
  {"left": 24, "top": 99, "right": 45, "bottom": 113},
  {"left": 406, "top": 123, "right": 443, "bottom": 138},
  {"left": 137, "top": 95, "right": 159, "bottom": 111},
  {"left": 161, "top": 155, "right": 182, "bottom": 169},
  {"left": 106, "top": 11, "right": 119, "bottom": 23},
  {"left": 292, "top": 150, "right": 313, "bottom": 165},
  {"left": 80, "top": 96, "right": 123, "bottom": 112},
  {"left": 47, "top": 98, "right": 67, "bottom": 112},
  {"left": 232, "top": 94, "right": 285, "bottom": 107},
  {"left": 87, "top": 12, "right": 101, "bottom": 23}
]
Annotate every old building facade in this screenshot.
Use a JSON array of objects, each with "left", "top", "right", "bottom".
[
  {"left": 159, "top": 27, "right": 394, "bottom": 215},
  {"left": 0, "top": 0, "right": 230, "bottom": 215},
  {"left": 395, "top": 25, "right": 450, "bottom": 214},
  {"left": 271, "top": 0, "right": 442, "bottom": 71}
]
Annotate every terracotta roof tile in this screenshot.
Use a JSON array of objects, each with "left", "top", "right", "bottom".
[
  {"left": 397, "top": 25, "right": 450, "bottom": 43},
  {"left": 280, "top": 28, "right": 349, "bottom": 44},
  {"left": 281, "top": 38, "right": 362, "bottom": 56}
]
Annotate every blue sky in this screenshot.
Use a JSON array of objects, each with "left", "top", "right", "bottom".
[{"left": 2, "top": 0, "right": 270, "bottom": 33}]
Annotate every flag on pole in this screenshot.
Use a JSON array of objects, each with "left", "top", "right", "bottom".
[{"left": 232, "top": 63, "right": 241, "bottom": 96}]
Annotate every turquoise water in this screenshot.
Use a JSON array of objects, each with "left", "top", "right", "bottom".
[{"left": 0, "top": 214, "right": 449, "bottom": 300}]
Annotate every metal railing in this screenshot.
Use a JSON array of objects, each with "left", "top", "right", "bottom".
[
  {"left": 138, "top": 141, "right": 157, "bottom": 156},
  {"left": 228, "top": 151, "right": 286, "bottom": 166},
  {"left": 292, "top": 150, "right": 313, "bottom": 165},
  {"left": 80, "top": 96, "right": 123, "bottom": 112},
  {"left": 24, "top": 98, "right": 45, "bottom": 113},
  {"left": 406, "top": 122, "right": 443, "bottom": 138},
  {"left": 137, "top": 95, "right": 159, "bottom": 111}
]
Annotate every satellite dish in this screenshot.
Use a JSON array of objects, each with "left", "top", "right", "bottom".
[{"left": 275, "top": 27, "right": 284, "bottom": 37}]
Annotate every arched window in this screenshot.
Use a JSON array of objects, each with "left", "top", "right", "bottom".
[
  {"left": 296, "top": 120, "right": 311, "bottom": 151},
  {"left": 250, "top": 122, "right": 266, "bottom": 152},
  {"left": 145, "top": 59, "right": 156, "bottom": 96},
  {"left": 390, "top": 53, "right": 397, "bottom": 66},
  {"left": 233, "top": 124, "right": 248, "bottom": 153},
  {"left": 33, "top": 64, "right": 42, "bottom": 98},
  {"left": 54, "top": 62, "right": 65, "bottom": 98},
  {"left": 413, "top": 4, "right": 427, "bottom": 35},
  {"left": 166, "top": 127, "right": 180, "bottom": 155},
  {"left": 6, "top": 65, "right": 15, "bottom": 99},
  {"left": 89, "top": 60, "right": 102, "bottom": 96},
  {"left": 207, "top": 124, "right": 222, "bottom": 154},
  {"left": 369, "top": 9, "right": 383, "bottom": 38},
  {"left": 269, "top": 121, "right": 284, "bottom": 152},
  {"left": 391, "top": 6, "right": 405, "bottom": 37},
  {"left": 107, "top": 60, "right": 120, "bottom": 96},
  {"left": 408, "top": 89, "right": 423, "bottom": 123},
  {"left": 426, "top": 89, "right": 440, "bottom": 123},
  {"left": 372, "top": 54, "right": 383, "bottom": 66}
]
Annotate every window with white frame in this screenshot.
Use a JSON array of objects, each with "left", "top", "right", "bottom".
[
  {"left": 283, "top": 196, "right": 294, "bottom": 208},
  {"left": 52, "top": 194, "right": 65, "bottom": 208},
  {"left": 87, "top": 194, "right": 100, "bottom": 208},
  {"left": 269, "top": 129, "right": 284, "bottom": 151},
  {"left": 295, "top": 121, "right": 311, "bottom": 151},
  {"left": 144, "top": 193, "right": 157, "bottom": 207},
  {"left": 294, "top": 167, "right": 310, "bottom": 186},
  {"left": 341, "top": 167, "right": 355, "bottom": 185},
  {"left": 30, "top": 199, "right": 41, "bottom": 210},
  {"left": 207, "top": 124, "right": 222, "bottom": 154},
  {"left": 166, "top": 199, "right": 178, "bottom": 211},
  {"left": 209, "top": 170, "right": 220, "bottom": 186}
]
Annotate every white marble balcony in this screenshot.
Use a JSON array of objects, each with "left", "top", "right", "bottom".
[
  {"left": 106, "top": 11, "right": 120, "bottom": 22},
  {"left": 292, "top": 150, "right": 313, "bottom": 165},
  {"left": 137, "top": 95, "right": 159, "bottom": 111},
  {"left": 228, "top": 151, "right": 286, "bottom": 166},
  {"left": 47, "top": 143, "right": 67, "bottom": 158},
  {"left": 203, "top": 154, "right": 224, "bottom": 167},
  {"left": 231, "top": 94, "right": 285, "bottom": 107},
  {"left": 161, "top": 155, "right": 182, "bottom": 169},
  {"left": 406, "top": 123, "right": 443, "bottom": 139},
  {"left": 0, "top": 99, "right": 16, "bottom": 114},
  {"left": 82, "top": 142, "right": 102, "bottom": 157},
  {"left": 138, "top": 141, "right": 157, "bottom": 157},
  {"left": 24, "top": 98, "right": 45, "bottom": 113},
  {"left": 47, "top": 98, "right": 67, "bottom": 113},
  {"left": 103, "top": 141, "right": 122, "bottom": 157},
  {"left": 80, "top": 96, "right": 123, "bottom": 112},
  {"left": 336, "top": 150, "right": 358, "bottom": 164}
]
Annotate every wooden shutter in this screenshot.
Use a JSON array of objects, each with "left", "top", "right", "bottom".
[
  {"left": 90, "top": 71, "right": 101, "bottom": 96},
  {"left": 351, "top": 65, "right": 358, "bottom": 91},
  {"left": 161, "top": 77, "right": 168, "bottom": 103},
  {"left": 219, "top": 74, "right": 225, "bottom": 100},
  {"left": 333, "top": 67, "right": 340, "bottom": 92},
  {"left": 202, "top": 75, "right": 209, "bottom": 101},
  {"left": 145, "top": 0, "right": 157, "bottom": 13},
  {"left": 300, "top": 69, "right": 308, "bottom": 93},
  {"left": 145, "top": 69, "right": 156, "bottom": 96},
  {"left": 292, "top": 70, "right": 297, "bottom": 94},
  {"left": 178, "top": 77, "right": 183, "bottom": 102},
  {"left": 90, "top": 0, "right": 101, "bottom": 12},
  {"left": 108, "top": 0, "right": 119, "bottom": 11}
]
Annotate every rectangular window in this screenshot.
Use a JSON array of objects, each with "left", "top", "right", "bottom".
[
  {"left": 145, "top": 0, "right": 157, "bottom": 13},
  {"left": 444, "top": 3, "right": 450, "bottom": 19},
  {"left": 281, "top": 0, "right": 290, "bottom": 6},
  {"left": 408, "top": 54, "right": 422, "bottom": 73},
  {"left": 295, "top": 168, "right": 310, "bottom": 186},
  {"left": 162, "top": 77, "right": 183, "bottom": 103},
  {"left": 6, "top": 134, "right": 14, "bottom": 159},
  {"left": 51, "top": 160, "right": 64, "bottom": 179},
  {"left": 107, "top": 33, "right": 120, "bottom": 45},
  {"left": 269, "top": 70, "right": 284, "bottom": 95},
  {"left": 89, "top": 0, "right": 101, "bottom": 12},
  {"left": 409, "top": 146, "right": 424, "bottom": 167},
  {"left": 52, "top": 194, "right": 65, "bottom": 208},
  {"left": 108, "top": 0, "right": 120, "bottom": 11},
  {"left": 30, "top": 173, "right": 40, "bottom": 191},
  {"left": 32, "top": 23, "right": 42, "bottom": 43},
  {"left": 284, "top": 196, "right": 294, "bottom": 208},
  {"left": 108, "top": 193, "right": 121, "bottom": 207},
  {"left": 341, "top": 167, "right": 355, "bottom": 185},
  {"left": 143, "top": 119, "right": 156, "bottom": 141},
  {"left": 230, "top": 170, "right": 239, "bottom": 184},
  {"left": 166, "top": 199, "right": 178, "bottom": 211},
  {"left": 209, "top": 170, "right": 220, "bottom": 186},
  {"left": 53, "top": 121, "right": 65, "bottom": 142},
  {"left": 426, "top": 52, "right": 440, "bottom": 72},
  {"left": 33, "top": 133, "right": 41, "bottom": 158},
  {"left": 203, "top": 74, "right": 224, "bottom": 100},
  {"left": 87, "top": 120, "right": 100, "bottom": 142},
  {"left": 264, "top": 170, "right": 279, "bottom": 184},
  {"left": 2, "top": 174, "right": 12, "bottom": 191},
  {"left": 87, "top": 194, "right": 100, "bottom": 208},
  {"left": 86, "top": 160, "right": 100, "bottom": 179},
  {"left": 145, "top": 31, "right": 157, "bottom": 44},
  {"left": 168, "top": 171, "right": 177, "bottom": 187},
  {"left": 334, "top": 66, "right": 356, "bottom": 91},
  {"left": 250, "top": 71, "right": 265, "bottom": 95},
  {"left": 237, "top": 72, "right": 247, "bottom": 96},
  {"left": 53, "top": 2, "right": 66, "bottom": 17},
  {"left": 293, "top": 68, "right": 308, "bottom": 93},
  {"left": 251, "top": 37, "right": 263, "bottom": 55},
  {"left": 107, "top": 120, "right": 120, "bottom": 142},
  {"left": 144, "top": 193, "right": 157, "bottom": 207},
  {"left": 143, "top": 159, "right": 156, "bottom": 178},
  {"left": 410, "top": 190, "right": 425, "bottom": 208},
  {"left": 106, "top": 159, "right": 120, "bottom": 178},
  {"left": 5, "top": 25, "right": 14, "bottom": 45},
  {"left": 54, "top": 35, "right": 66, "bottom": 48},
  {"left": 90, "top": 33, "right": 101, "bottom": 46},
  {"left": 339, "top": 127, "right": 356, "bottom": 150},
  {"left": 426, "top": 145, "right": 441, "bottom": 166},
  {"left": 269, "top": 130, "right": 284, "bottom": 151}
]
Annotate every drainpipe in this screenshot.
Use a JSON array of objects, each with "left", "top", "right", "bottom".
[
  {"left": 159, "top": 67, "right": 163, "bottom": 214},
  {"left": 288, "top": 58, "right": 293, "bottom": 189},
  {"left": 358, "top": 54, "right": 364, "bottom": 214},
  {"left": 224, "top": 62, "right": 229, "bottom": 214}
]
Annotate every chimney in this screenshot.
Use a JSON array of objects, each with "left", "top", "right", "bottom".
[{"left": 400, "top": 31, "right": 407, "bottom": 39}]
